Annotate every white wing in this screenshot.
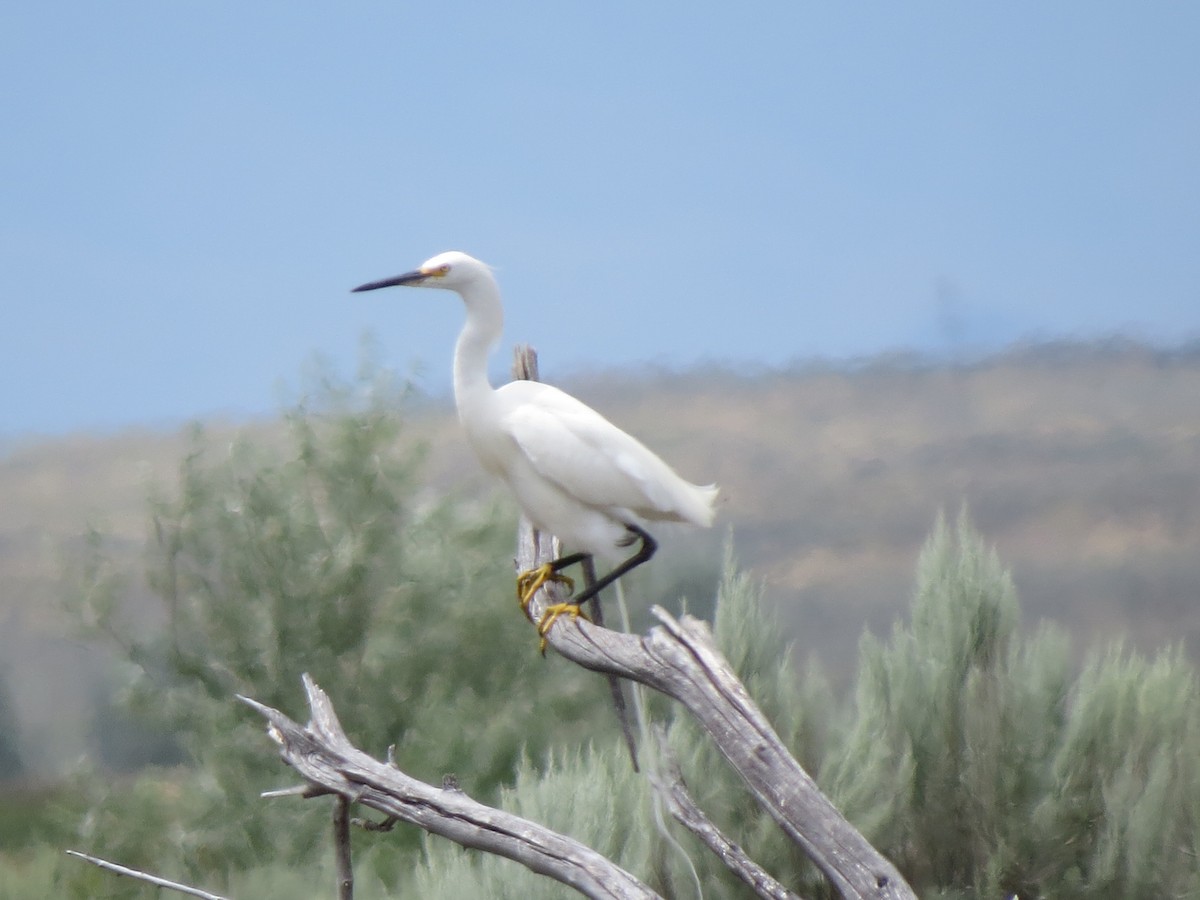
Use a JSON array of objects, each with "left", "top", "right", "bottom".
[{"left": 496, "top": 380, "right": 716, "bottom": 526}]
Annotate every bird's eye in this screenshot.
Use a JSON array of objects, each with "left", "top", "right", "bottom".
[{"left": 434, "top": 264, "right": 451, "bottom": 276}]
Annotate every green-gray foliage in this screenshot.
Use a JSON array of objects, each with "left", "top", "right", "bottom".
[
  {"left": 426, "top": 514, "right": 1200, "bottom": 900},
  {"left": 0, "top": 672, "right": 24, "bottom": 781},
  {"left": 661, "top": 550, "right": 835, "bottom": 897},
  {"left": 1032, "top": 644, "right": 1200, "bottom": 898},
  {"left": 59, "top": 360, "right": 606, "bottom": 895},
  {"left": 824, "top": 510, "right": 1200, "bottom": 899},
  {"left": 410, "top": 743, "right": 656, "bottom": 899},
  {"left": 50, "top": 375, "right": 1200, "bottom": 900}
]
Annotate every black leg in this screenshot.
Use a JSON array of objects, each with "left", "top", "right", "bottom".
[
  {"left": 538, "top": 525, "right": 657, "bottom": 604},
  {"left": 529, "top": 525, "right": 654, "bottom": 771},
  {"left": 580, "top": 556, "right": 604, "bottom": 627},
  {"left": 533, "top": 527, "right": 652, "bottom": 771},
  {"left": 580, "top": 556, "right": 639, "bottom": 771},
  {"left": 547, "top": 549, "right": 591, "bottom": 574},
  {"left": 568, "top": 525, "right": 657, "bottom": 608}
]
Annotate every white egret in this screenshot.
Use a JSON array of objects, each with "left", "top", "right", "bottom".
[{"left": 351, "top": 251, "right": 718, "bottom": 639}]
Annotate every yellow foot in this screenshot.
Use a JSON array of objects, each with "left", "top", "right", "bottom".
[
  {"left": 536, "top": 601, "right": 592, "bottom": 654},
  {"left": 516, "top": 564, "right": 574, "bottom": 615}
]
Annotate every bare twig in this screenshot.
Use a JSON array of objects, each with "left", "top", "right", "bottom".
[
  {"left": 334, "top": 795, "right": 354, "bottom": 900},
  {"left": 511, "top": 343, "right": 540, "bottom": 383},
  {"left": 65, "top": 850, "right": 228, "bottom": 900},
  {"left": 261, "top": 783, "right": 319, "bottom": 799},
  {"left": 352, "top": 814, "right": 398, "bottom": 832},
  {"left": 241, "top": 677, "right": 659, "bottom": 900}
]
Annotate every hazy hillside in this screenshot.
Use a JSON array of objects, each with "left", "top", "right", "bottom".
[{"left": 3, "top": 339, "right": 1199, "bottom": 776}]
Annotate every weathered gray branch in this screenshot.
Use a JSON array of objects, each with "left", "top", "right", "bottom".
[
  {"left": 520, "top": 521, "right": 915, "bottom": 900},
  {"left": 238, "top": 523, "right": 914, "bottom": 900},
  {"left": 65, "top": 850, "right": 229, "bottom": 900},
  {"left": 648, "top": 726, "right": 806, "bottom": 900},
  {"left": 240, "top": 675, "right": 659, "bottom": 900}
]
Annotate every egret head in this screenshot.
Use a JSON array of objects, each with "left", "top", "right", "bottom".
[{"left": 352, "top": 250, "right": 491, "bottom": 294}]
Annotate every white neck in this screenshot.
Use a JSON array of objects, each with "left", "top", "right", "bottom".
[{"left": 452, "top": 273, "right": 504, "bottom": 418}]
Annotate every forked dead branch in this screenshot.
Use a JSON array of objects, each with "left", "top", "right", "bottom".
[
  {"left": 242, "top": 675, "right": 657, "bottom": 899},
  {"left": 520, "top": 524, "right": 914, "bottom": 900},
  {"left": 240, "top": 512, "right": 914, "bottom": 899}
]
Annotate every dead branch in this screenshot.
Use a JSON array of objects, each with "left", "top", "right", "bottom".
[
  {"left": 648, "top": 726, "right": 806, "bottom": 900},
  {"left": 240, "top": 528, "right": 913, "bottom": 899},
  {"left": 65, "top": 850, "right": 229, "bottom": 900},
  {"left": 521, "top": 520, "right": 915, "bottom": 900},
  {"left": 240, "top": 676, "right": 659, "bottom": 900},
  {"left": 236, "top": 522, "right": 914, "bottom": 899},
  {"left": 333, "top": 795, "right": 353, "bottom": 900}
]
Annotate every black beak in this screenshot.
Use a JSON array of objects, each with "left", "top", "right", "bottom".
[{"left": 351, "top": 270, "right": 427, "bottom": 292}]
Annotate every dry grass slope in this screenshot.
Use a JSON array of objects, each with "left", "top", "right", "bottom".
[{"left": 2, "top": 339, "right": 1198, "bottom": 774}]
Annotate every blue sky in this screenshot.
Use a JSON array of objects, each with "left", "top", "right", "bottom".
[{"left": 3, "top": 3, "right": 1198, "bottom": 436}]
